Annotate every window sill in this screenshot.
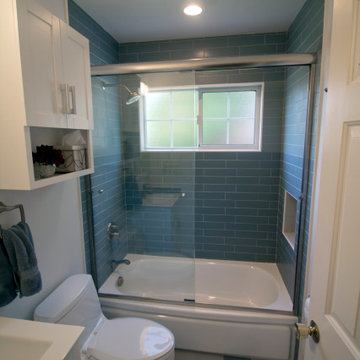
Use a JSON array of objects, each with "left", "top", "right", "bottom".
[{"left": 141, "top": 147, "right": 262, "bottom": 152}]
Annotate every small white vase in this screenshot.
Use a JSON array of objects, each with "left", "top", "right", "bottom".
[{"left": 34, "top": 163, "right": 56, "bottom": 179}]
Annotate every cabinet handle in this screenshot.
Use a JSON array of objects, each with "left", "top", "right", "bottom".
[
  {"left": 69, "top": 85, "right": 77, "bottom": 115},
  {"left": 60, "top": 84, "right": 70, "bottom": 114}
]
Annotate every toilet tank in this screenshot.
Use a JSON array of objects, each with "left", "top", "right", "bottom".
[{"left": 34, "top": 274, "right": 103, "bottom": 337}]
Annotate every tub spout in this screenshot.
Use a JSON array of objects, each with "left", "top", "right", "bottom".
[{"left": 112, "top": 259, "right": 131, "bottom": 267}]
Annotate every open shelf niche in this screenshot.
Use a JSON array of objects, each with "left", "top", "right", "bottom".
[
  {"left": 282, "top": 190, "right": 298, "bottom": 249},
  {"left": 29, "top": 127, "right": 93, "bottom": 189}
]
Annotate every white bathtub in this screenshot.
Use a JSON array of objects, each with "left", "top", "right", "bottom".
[
  {"left": 99, "top": 254, "right": 292, "bottom": 311},
  {"left": 99, "top": 255, "right": 297, "bottom": 360}
]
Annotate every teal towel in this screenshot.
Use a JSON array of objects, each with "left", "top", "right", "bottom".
[
  {"left": 1, "top": 222, "right": 42, "bottom": 297},
  {"left": 0, "top": 230, "right": 17, "bottom": 306}
]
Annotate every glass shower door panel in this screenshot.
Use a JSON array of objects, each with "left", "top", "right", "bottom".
[
  {"left": 115, "top": 71, "right": 196, "bottom": 302},
  {"left": 81, "top": 75, "right": 127, "bottom": 290}
]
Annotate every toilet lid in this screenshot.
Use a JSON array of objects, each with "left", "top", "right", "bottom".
[{"left": 86, "top": 317, "right": 174, "bottom": 360}]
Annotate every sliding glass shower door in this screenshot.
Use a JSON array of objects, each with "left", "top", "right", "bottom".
[{"left": 88, "top": 71, "right": 196, "bottom": 302}]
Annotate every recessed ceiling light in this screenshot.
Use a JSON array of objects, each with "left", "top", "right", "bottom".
[{"left": 184, "top": 5, "right": 203, "bottom": 16}]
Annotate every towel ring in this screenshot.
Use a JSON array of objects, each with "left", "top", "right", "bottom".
[{"left": 0, "top": 202, "right": 26, "bottom": 222}]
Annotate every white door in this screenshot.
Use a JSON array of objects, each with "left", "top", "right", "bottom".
[
  {"left": 60, "top": 21, "right": 93, "bottom": 129},
  {"left": 304, "top": 0, "right": 360, "bottom": 358}
]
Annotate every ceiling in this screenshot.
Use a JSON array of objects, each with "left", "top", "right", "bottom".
[{"left": 73, "top": 0, "right": 306, "bottom": 44}]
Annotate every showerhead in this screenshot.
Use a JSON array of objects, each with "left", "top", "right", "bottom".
[
  {"left": 123, "top": 85, "right": 140, "bottom": 105},
  {"left": 100, "top": 81, "right": 141, "bottom": 105},
  {"left": 126, "top": 94, "right": 141, "bottom": 105}
]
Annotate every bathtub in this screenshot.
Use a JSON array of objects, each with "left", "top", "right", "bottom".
[
  {"left": 100, "top": 254, "right": 292, "bottom": 311},
  {"left": 99, "top": 254, "right": 297, "bottom": 360}
]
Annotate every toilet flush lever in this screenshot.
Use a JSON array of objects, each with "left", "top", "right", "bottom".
[{"left": 295, "top": 320, "right": 320, "bottom": 343}]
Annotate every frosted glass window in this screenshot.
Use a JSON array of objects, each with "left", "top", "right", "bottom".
[
  {"left": 229, "top": 91, "right": 256, "bottom": 117},
  {"left": 146, "top": 92, "right": 170, "bottom": 120},
  {"left": 173, "top": 120, "right": 197, "bottom": 147},
  {"left": 141, "top": 83, "right": 263, "bottom": 151},
  {"left": 143, "top": 89, "right": 197, "bottom": 150},
  {"left": 201, "top": 89, "right": 259, "bottom": 147},
  {"left": 203, "top": 120, "right": 227, "bottom": 144},
  {"left": 203, "top": 93, "right": 227, "bottom": 118},
  {"left": 146, "top": 121, "right": 171, "bottom": 147},
  {"left": 173, "top": 91, "right": 197, "bottom": 119},
  {"left": 229, "top": 118, "right": 254, "bottom": 144}
]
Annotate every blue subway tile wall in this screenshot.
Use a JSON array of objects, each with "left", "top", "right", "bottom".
[
  {"left": 194, "top": 67, "right": 284, "bottom": 261},
  {"left": 125, "top": 152, "right": 196, "bottom": 258},
  {"left": 69, "top": 0, "right": 127, "bottom": 286},
  {"left": 276, "top": 66, "right": 309, "bottom": 297},
  {"left": 276, "top": 0, "right": 324, "bottom": 302},
  {"left": 194, "top": 151, "right": 280, "bottom": 261},
  {"left": 70, "top": 0, "right": 324, "bottom": 303},
  {"left": 68, "top": 1, "right": 118, "bottom": 66},
  {"left": 118, "top": 35, "right": 287, "bottom": 262},
  {"left": 121, "top": 79, "right": 196, "bottom": 258},
  {"left": 119, "top": 33, "right": 287, "bottom": 63}
]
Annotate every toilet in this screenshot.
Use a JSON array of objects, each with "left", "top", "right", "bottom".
[{"left": 34, "top": 274, "right": 175, "bottom": 360}]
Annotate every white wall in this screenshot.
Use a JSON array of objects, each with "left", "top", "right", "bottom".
[
  {"left": 0, "top": 0, "right": 86, "bottom": 320},
  {"left": 0, "top": 180, "right": 85, "bottom": 319}
]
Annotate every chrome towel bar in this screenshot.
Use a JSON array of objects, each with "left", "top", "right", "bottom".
[{"left": 0, "top": 202, "right": 26, "bottom": 222}]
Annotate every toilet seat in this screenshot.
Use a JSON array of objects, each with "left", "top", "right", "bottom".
[{"left": 85, "top": 317, "right": 174, "bottom": 360}]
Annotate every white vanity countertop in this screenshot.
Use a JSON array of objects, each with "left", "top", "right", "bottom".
[{"left": 0, "top": 316, "right": 84, "bottom": 360}]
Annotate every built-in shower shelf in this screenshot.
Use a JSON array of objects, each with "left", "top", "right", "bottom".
[
  {"left": 283, "top": 231, "right": 295, "bottom": 247},
  {"left": 142, "top": 193, "right": 180, "bottom": 207},
  {"left": 282, "top": 191, "right": 298, "bottom": 249}
]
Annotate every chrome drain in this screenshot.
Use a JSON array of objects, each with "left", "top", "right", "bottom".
[{"left": 116, "top": 276, "right": 124, "bottom": 287}]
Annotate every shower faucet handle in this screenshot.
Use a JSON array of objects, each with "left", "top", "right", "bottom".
[{"left": 107, "top": 222, "right": 120, "bottom": 238}]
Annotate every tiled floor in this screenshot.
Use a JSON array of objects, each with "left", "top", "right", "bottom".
[
  {"left": 175, "top": 350, "right": 222, "bottom": 359},
  {"left": 174, "top": 350, "right": 251, "bottom": 360}
]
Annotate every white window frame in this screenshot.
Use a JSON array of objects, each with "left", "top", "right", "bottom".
[{"left": 139, "top": 82, "right": 264, "bottom": 152}]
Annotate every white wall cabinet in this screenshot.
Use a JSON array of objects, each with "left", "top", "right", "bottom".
[
  {"left": 60, "top": 22, "right": 93, "bottom": 129},
  {"left": 0, "top": 0, "right": 94, "bottom": 190},
  {"left": 17, "top": 0, "right": 93, "bottom": 129}
]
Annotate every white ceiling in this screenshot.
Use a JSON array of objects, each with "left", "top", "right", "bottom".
[{"left": 73, "top": 0, "right": 306, "bottom": 44}]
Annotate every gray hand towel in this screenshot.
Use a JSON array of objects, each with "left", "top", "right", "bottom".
[
  {"left": 2, "top": 222, "right": 42, "bottom": 297},
  {"left": 0, "top": 228, "right": 17, "bottom": 306}
]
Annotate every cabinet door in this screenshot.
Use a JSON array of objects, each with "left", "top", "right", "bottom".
[
  {"left": 60, "top": 21, "right": 93, "bottom": 130},
  {"left": 17, "top": 0, "right": 67, "bottom": 128}
]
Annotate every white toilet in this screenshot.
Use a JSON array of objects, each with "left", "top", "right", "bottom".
[{"left": 34, "top": 274, "right": 175, "bottom": 360}]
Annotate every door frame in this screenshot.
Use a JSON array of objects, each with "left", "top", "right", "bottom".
[{"left": 298, "top": 0, "right": 334, "bottom": 356}]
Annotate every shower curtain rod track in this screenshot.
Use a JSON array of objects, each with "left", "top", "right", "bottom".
[{"left": 91, "top": 53, "right": 316, "bottom": 76}]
